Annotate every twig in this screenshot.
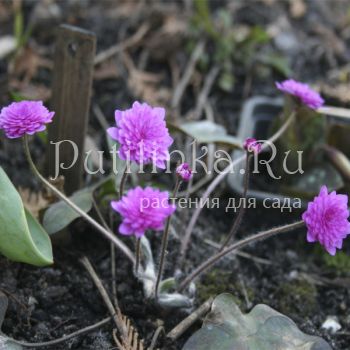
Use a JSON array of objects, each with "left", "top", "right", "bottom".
[
  {"left": 192, "top": 65, "right": 220, "bottom": 120},
  {"left": 238, "top": 275, "right": 252, "bottom": 309},
  {"left": 112, "top": 315, "right": 146, "bottom": 350},
  {"left": 149, "top": 326, "right": 164, "bottom": 350},
  {"left": 93, "top": 103, "right": 110, "bottom": 130},
  {"left": 80, "top": 256, "right": 128, "bottom": 339},
  {"left": 10, "top": 317, "right": 111, "bottom": 348},
  {"left": 0, "top": 288, "right": 28, "bottom": 311},
  {"left": 171, "top": 40, "right": 205, "bottom": 109},
  {"left": 92, "top": 197, "right": 119, "bottom": 308},
  {"left": 94, "top": 23, "right": 150, "bottom": 65},
  {"left": 93, "top": 98, "right": 129, "bottom": 298},
  {"left": 167, "top": 297, "right": 213, "bottom": 341},
  {"left": 135, "top": 238, "right": 141, "bottom": 276},
  {"left": 109, "top": 211, "right": 118, "bottom": 308},
  {"left": 110, "top": 243, "right": 118, "bottom": 308},
  {"left": 178, "top": 111, "right": 296, "bottom": 265}
]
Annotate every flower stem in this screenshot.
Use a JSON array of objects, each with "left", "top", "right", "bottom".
[
  {"left": 23, "top": 135, "right": 136, "bottom": 266},
  {"left": 177, "top": 220, "right": 305, "bottom": 292},
  {"left": 154, "top": 177, "right": 182, "bottom": 300},
  {"left": 118, "top": 165, "right": 128, "bottom": 199},
  {"left": 179, "top": 111, "right": 296, "bottom": 266},
  {"left": 219, "top": 153, "right": 252, "bottom": 251},
  {"left": 135, "top": 238, "right": 141, "bottom": 276}
]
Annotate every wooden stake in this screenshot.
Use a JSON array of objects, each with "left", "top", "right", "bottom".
[{"left": 47, "top": 24, "right": 96, "bottom": 195}]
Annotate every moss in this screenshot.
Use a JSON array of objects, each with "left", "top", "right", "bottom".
[
  {"left": 276, "top": 279, "right": 317, "bottom": 317},
  {"left": 313, "top": 245, "right": 350, "bottom": 274},
  {"left": 323, "top": 251, "right": 350, "bottom": 274},
  {"left": 196, "top": 269, "right": 254, "bottom": 307}
]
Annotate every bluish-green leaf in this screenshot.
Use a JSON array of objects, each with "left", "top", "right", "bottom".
[
  {"left": 0, "top": 167, "right": 53, "bottom": 266},
  {"left": 183, "top": 293, "right": 331, "bottom": 350},
  {"left": 175, "top": 121, "right": 242, "bottom": 148},
  {"left": 43, "top": 189, "right": 93, "bottom": 235},
  {"left": 42, "top": 176, "right": 115, "bottom": 235}
]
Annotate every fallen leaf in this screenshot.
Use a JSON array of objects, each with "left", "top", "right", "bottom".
[
  {"left": 9, "top": 80, "right": 51, "bottom": 101},
  {"left": 93, "top": 61, "right": 120, "bottom": 80},
  {"left": 183, "top": 293, "right": 331, "bottom": 350},
  {"left": 289, "top": 0, "right": 306, "bottom": 18},
  {"left": 19, "top": 188, "right": 49, "bottom": 219},
  {"left": 320, "top": 83, "right": 350, "bottom": 103}
]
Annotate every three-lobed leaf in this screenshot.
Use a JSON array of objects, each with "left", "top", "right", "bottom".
[{"left": 183, "top": 293, "right": 331, "bottom": 350}]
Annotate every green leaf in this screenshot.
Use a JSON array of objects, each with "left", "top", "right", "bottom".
[
  {"left": 159, "top": 278, "right": 176, "bottom": 293},
  {"left": 218, "top": 71, "right": 235, "bottom": 92},
  {"left": 9, "top": 91, "right": 28, "bottom": 102},
  {"left": 259, "top": 53, "right": 292, "bottom": 77},
  {"left": 43, "top": 188, "right": 94, "bottom": 235},
  {"left": 36, "top": 129, "right": 48, "bottom": 144},
  {"left": 193, "top": 0, "right": 217, "bottom": 38},
  {"left": 0, "top": 167, "right": 53, "bottom": 266},
  {"left": 42, "top": 176, "right": 115, "bottom": 235},
  {"left": 183, "top": 293, "right": 331, "bottom": 350},
  {"left": 174, "top": 121, "right": 242, "bottom": 148},
  {"left": 14, "top": 4, "right": 24, "bottom": 49}
]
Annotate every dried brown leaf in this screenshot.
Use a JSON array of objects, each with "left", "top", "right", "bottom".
[
  {"left": 146, "top": 15, "right": 187, "bottom": 59},
  {"left": 289, "top": 0, "right": 306, "bottom": 18},
  {"left": 9, "top": 80, "right": 51, "bottom": 101},
  {"left": 320, "top": 83, "right": 350, "bottom": 103},
  {"left": 93, "top": 61, "right": 120, "bottom": 80},
  {"left": 113, "top": 313, "right": 156, "bottom": 350},
  {"left": 18, "top": 188, "right": 49, "bottom": 219}
]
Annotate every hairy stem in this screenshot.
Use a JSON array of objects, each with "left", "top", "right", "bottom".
[
  {"left": 219, "top": 153, "right": 252, "bottom": 250},
  {"left": 80, "top": 256, "right": 128, "bottom": 338},
  {"left": 155, "top": 177, "right": 181, "bottom": 299},
  {"left": 92, "top": 197, "right": 119, "bottom": 308},
  {"left": 23, "top": 135, "right": 135, "bottom": 265},
  {"left": 135, "top": 238, "right": 141, "bottom": 276},
  {"left": 178, "top": 220, "right": 304, "bottom": 292},
  {"left": 178, "top": 111, "right": 296, "bottom": 266},
  {"left": 10, "top": 317, "right": 111, "bottom": 348},
  {"left": 119, "top": 165, "right": 129, "bottom": 199}
]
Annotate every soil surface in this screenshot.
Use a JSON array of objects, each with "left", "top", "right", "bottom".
[
  {"left": 1, "top": 203, "right": 350, "bottom": 349},
  {"left": 1, "top": 1, "right": 350, "bottom": 349}
]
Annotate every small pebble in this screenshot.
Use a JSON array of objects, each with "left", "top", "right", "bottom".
[{"left": 321, "top": 316, "right": 341, "bottom": 333}]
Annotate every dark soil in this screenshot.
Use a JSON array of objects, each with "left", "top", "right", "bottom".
[
  {"left": 1, "top": 203, "right": 350, "bottom": 349},
  {"left": 1, "top": 1, "right": 350, "bottom": 349}
]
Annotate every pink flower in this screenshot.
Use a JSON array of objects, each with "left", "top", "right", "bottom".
[
  {"left": 107, "top": 102, "right": 173, "bottom": 169},
  {"left": 176, "top": 163, "right": 193, "bottom": 182},
  {"left": 243, "top": 138, "right": 262, "bottom": 154},
  {"left": 0, "top": 101, "right": 55, "bottom": 139},
  {"left": 111, "top": 186, "right": 176, "bottom": 238},
  {"left": 302, "top": 186, "right": 350, "bottom": 255},
  {"left": 276, "top": 79, "right": 324, "bottom": 110}
]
